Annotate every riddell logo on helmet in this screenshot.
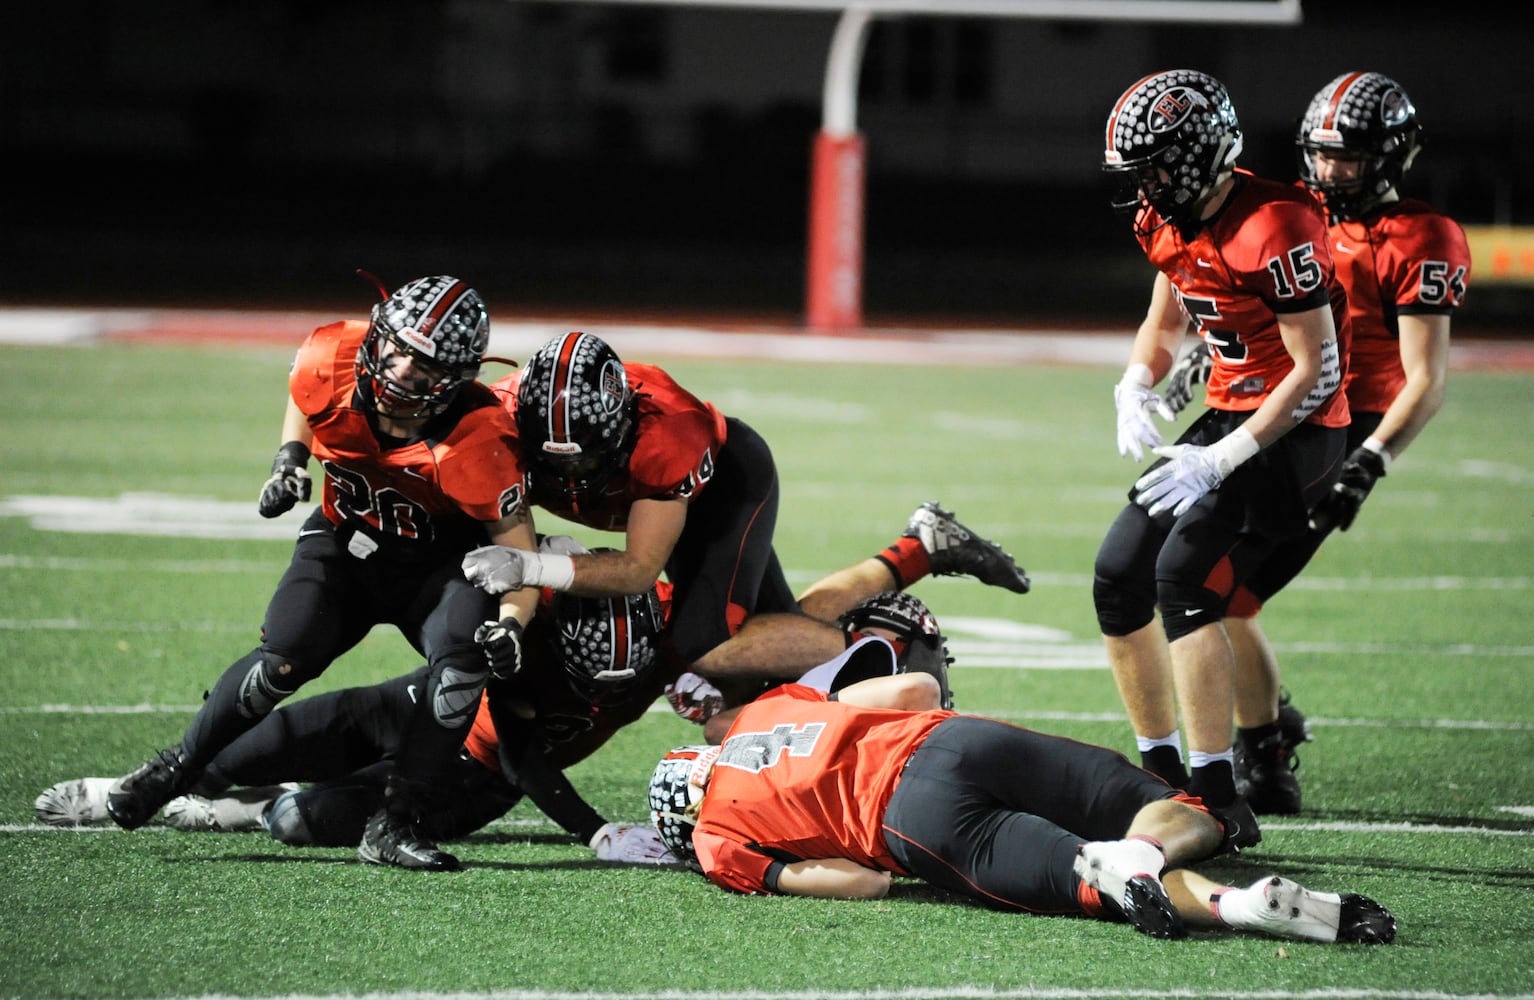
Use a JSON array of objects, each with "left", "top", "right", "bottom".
[
  {"left": 397, "top": 326, "right": 437, "bottom": 357},
  {"left": 1150, "top": 87, "right": 1209, "bottom": 132}
]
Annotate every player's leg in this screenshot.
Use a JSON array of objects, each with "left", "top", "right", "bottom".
[{"left": 1094, "top": 502, "right": 1186, "bottom": 786}]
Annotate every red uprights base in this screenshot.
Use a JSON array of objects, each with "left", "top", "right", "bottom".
[{"left": 804, "top": 130, "right": 866, "bottom": 331}]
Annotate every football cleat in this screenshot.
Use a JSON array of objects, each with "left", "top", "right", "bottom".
[
  {"left": 1234, "top": 734, "right": 1303, "bottom": 814},
  {"left": 1221, "top": 876, "right": 1396, "bottom": 945},
  {"left": 904, "top": 501, "right": 1030, "bottom": 594},
  {"left": 1121, "top": 875, "right": 1188, "bottom": 940},
  {"left": 106, "top": 747, "right": 192, "bottom": 830},
  {"left": 34, "top": 777, "right": 115, "bottom": 827},
  {"left": 1277, "top": 688, "right": 1314, "bottom": 747},
  {"left": 1074, "top": 838, "right": 1183, "bottom": 938},
  {"left": 1207, "top": 796, "right": 1263, "bottom": 853},
  {"left": 162, "top": 784, "right": 298, "bottom": 832},
  {"left": 358, "top": 809, "right": 461, "bottom": 872}
]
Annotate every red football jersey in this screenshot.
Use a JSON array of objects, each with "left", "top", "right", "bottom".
[
  {"left": 1329, "top": 199, "right": 1470, "bottom": 414},
  {"left": 491, "top": 364, "right": 729, "bottom": 531},
  {"left": 290, "top": 321, "right": 528, "bottom": 542},
  {"left": 1141, "top": 170, "right": 1351, "bottom": 428},
  {"left": 691, "top": 684, "right": 951, "bottom": 894}
]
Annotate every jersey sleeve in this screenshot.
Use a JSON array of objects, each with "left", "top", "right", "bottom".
[
  {"left": 435, "top": 403, "right": 530, "bottom": 522},
  {"left": 626, "top": 365, "right": 728, "bottom": 502},
  {"left": 1383, "top": 209, "right": 1471, "bottom": 315},
  {"left": 1237, "top": 196, "right": 1336, "bottom": 314},
  {"left": 693, "top": 829, "right": 777, "bottom": 894},
  {"left": 289, "top": 321, "right": 365, "bottom": 417}
]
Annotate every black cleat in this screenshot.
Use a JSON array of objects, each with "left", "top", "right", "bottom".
[
  {"left": 1235, "top": 737, "right": 1303, "bottom": 814},
  {"left": 359, "top": 810, "right": 461, "bottom": 872},
  {"left": 1277, "top": 688, "right": 1313, "bottom": 748},
  {"left": 904, "top": 501, "right": 1030, "bottom": 594},
  {"left": 106, "top": 747, "right": 191, "bottom": 830},
  {"left": 1207, "top": 796, "right": 1263, "bottom": 854},
  {"left": 1121, "top": 875, "right": 1188, "bottom": 940},
  {"left": 1338, "top": 894, "right": 1398, "bottom": 945}
]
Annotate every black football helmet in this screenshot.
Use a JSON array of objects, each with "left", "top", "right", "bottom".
[
  {"left": 1103, "top": 69, "right": 1243, "bottom": 236},
  {"left": 1297, "top": 71, "right": 1422, "bottom": 222},
  {"left": 516, "top": 332, "right": 635, "bottom": 497},
  {"left": 356, "top": 275, "right": 489, "bottom": 418},
  {"left": 648, "top": 744, "right": 719, "bottom": 865},
  {"left": 550, "top": 579, "right": 665, "bottom": 703}
]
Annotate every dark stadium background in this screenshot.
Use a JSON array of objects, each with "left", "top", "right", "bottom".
[{"left": 5, "top": 1, "right": 1529, "bottom": 331}]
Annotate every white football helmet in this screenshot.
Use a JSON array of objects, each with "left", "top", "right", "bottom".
[{"left": 648, "top": 745, "right": 719, "bottom": 864}]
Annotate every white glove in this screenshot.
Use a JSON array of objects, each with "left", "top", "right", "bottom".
[
  {"left": 462, "top": 545, "right": 575, "bottom": 593},
  {"left": 664, "top": 672, "right": 725, "bottom": 725},
  {"left": 1114, "top": 365, "right": 1165, "bottom": 461},
  {"left": 539, "top": 534, "right": 589, "bottom": 557},
  {"left": 589, "top": 822, "right": 678, "bottom": 865},
  {"left": 1134, "top": 428, "right": 1260, "bottom": 518}
]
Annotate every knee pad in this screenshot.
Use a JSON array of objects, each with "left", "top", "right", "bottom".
[
  {"left": 1158, "top": 579, "right": 1225, "bottom": 641},
  {"left": 430, "top": 652, "right": 489, "bottom": 730},
  {"left": 237, "top": 651, "right": 300, "bottom": 719},
  {"left": 1093, "top": 570, "right": 1157, "bottom": 638},
  {"left": 263, "top": 790, "right": 313, "bottom": 846}
]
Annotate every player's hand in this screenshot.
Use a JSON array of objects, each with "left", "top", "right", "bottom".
[
  {"left": 475, "top": 617, "right": 524, "bottom": 678},
  {"left": 1134, "top": 444, "right": 1225, "bottom": 518},
  {"left": 257, "top": 441, "right": 312, "bottom": 519},
  {"left": 664, "top": 672, "right": 725, "bottom": 725},
  {"left": 1157, "top": 341, "right": 1212, "bottom": 420},
  {"left": 589, "top": 822, "right": 678, "bottom": 865},
  {"left": 1309, "top": 444, "right": 1388, "bottom": 533},
  {"left": 462, "top": 546, "right": 533, "bottom": 594},
  {"left": 1114, "top": 380, "right": 1165, "bottom": 461}
]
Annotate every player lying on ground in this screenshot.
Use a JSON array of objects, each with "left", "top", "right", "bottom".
[
  {"left": 39, "top": 533, "right": 959, "bottom": 859},
  {"left": 649, "top": 641, "right": 1396, "bottom": 945}
]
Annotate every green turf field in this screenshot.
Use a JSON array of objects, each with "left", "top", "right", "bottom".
[{"left": 2, "top": 338, "right": 1531, "bottom": 999}]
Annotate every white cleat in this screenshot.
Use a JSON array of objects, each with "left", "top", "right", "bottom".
[
  {"left": 34, "top": 778, "right": 115, "bottom": 827},
  {"left": 1073, "top": 837, "right": 1183, "bottom": 939}
]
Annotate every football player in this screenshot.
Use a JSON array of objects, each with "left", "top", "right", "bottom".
[
  {"left": 1157, "top": 74, "right": 1471, "bottom": 814},
  {"left": 461, "top": 330, "right": 1029, "bottom": 692},
  {"left": 1092, "top": 70, "right": 1352, "bottom": 849},
  {"left": 647, "top": 655, "right": 1396, "bottom": 945},
  {"left": 100, "top": 275, "right": 542, "bottom": 871}
]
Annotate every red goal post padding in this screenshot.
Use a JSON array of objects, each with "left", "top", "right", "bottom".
[{"left": 805, "top": 130, "right": 867, "bottom": 330}]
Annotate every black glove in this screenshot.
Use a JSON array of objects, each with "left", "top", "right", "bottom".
[
  {"left": 475, "top": 616, "right": 524, "bottom": 679},
  {"left": 258, "top": 441, "right": 313, "bottom": 519},
  {"left": 1310, "top": 444, "right": 1387, "bottom": 533},
  {"left": 1158, "top": 341, "right": 1212, "bottom": 419}
]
